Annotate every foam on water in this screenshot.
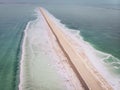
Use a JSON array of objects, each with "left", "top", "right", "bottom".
[
  {"left": 19, "top": 9, "right": 69, "bottom": 90},
  {"left": 43, "top": 8, "right": 120, "bottom": 89},
  {"left": 19, "top": 8, "right": 85, "bottom": 90},
  {"left": 19, "top": 8, "right": 120, "bottom": 90}
]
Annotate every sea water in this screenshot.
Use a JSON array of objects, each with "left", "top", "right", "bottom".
[
  {"left": 0, "top": 4, "right": 36, "bottom": 90},
  {"left": 43, "top": 8, "right": 120, "bottom": 89},
  {"left": 0, "top": 1, "right": 120, "bottom": 90}
]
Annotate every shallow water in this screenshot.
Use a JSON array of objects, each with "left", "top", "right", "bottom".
[
  {"left": 19, "top": 11, "right": 67, "bottom": 90},
  {"left": 43, "top": 5, "right": 120, "bottom": 60},
  {"left": 0, "top": 4, "right": 35, "bottom": 90},
  {"left": 0, "top": 1, "right": 120, "bottom": 90},
  {"left": 43, "top": 8, "right": 120, "bottom": 89}
]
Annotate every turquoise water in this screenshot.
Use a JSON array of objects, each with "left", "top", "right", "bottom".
[
  {"left": 0, "top": 1, "right": 120, "bottom": 90},
  {"left": 43, "top": 5, "right": 120, "bottom": 60},
  {"left": 0, "top": 4, "right": 35, "bottom": 90},
  {"left": 42, "top": 5, "right": 120, "bottom": 89},
  {"left": 42, "top": 5, "right": 120, "bottom": 74}
]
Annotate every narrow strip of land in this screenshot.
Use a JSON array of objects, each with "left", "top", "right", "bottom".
[{"left": 40, "top": 8, "right": 112, "bottom": 90}]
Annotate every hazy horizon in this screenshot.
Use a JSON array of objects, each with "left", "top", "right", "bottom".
[{"left": 0, "top": 0, "right": 120, "bottom": 5}]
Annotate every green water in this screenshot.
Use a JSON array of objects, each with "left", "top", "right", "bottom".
[
  {"left": 43, "top": 5, "right": 120, "bottom": 60},
  {"left": 43, "top": 5, "right": 120, "bottom": 76},
  {"left": 0, "top": 1, "right": 120, "bottom": 89},
  {"left": 0, "top": 4, "right": 35, "bottom": 90}
]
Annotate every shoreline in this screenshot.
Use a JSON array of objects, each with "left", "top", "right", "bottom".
[
  {"left": 19, "top": 10, "right": 83, "bottom": 90},
  {"left": 45, "top": 14, "right": 84, "bottom": 90},
  {"left": 19, "top": 21, "right": 31, "bottom": 90},
  {"left": 40, "top": 8, "right": 112, "bottom": 90}
]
